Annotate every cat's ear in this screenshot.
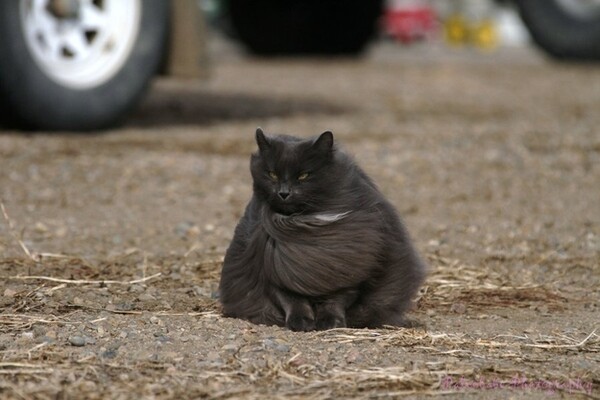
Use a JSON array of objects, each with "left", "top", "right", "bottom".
[
  {"left": 255, "top": 127, "right": 270, "bottom": 152},
  {"left": 312, "top": 130, "right": 334, "bottom": 153}
]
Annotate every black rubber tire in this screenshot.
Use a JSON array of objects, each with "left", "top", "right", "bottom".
[
  {"left": 0, "top": 0, "right": 169, "bottom": 131},
  {"left": 515, "top": 0, "right": 600, "bottom": 60},
  {"left": 227, "top": 0, "right": 383, "bottom": 56}
]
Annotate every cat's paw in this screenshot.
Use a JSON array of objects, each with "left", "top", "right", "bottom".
[
  {"left": 286, "top": 314, "right": 316, "bottom": 332},
  {"left": 316, "top": 313, "right": 346, "bottom": 331}
]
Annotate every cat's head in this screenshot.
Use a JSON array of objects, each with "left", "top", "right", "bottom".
[{"left": 250, "top": 128, "right": 339, "bottom": 215}]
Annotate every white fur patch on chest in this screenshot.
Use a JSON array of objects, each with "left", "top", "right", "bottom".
[{"left": 312, "top": 211, "right": 352, "bottom": 223}]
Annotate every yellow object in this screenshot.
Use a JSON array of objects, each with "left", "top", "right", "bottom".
[
  {"left": 444, "top": 14, "right": 499, "bottom": 51},
  {"left": 445, "top": 14, "right": 469, "bottom": 46},
  {"left": 471, "top": 19, "right": 498, "bottom": 50}
]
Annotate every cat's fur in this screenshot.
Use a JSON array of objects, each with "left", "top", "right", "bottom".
[{"left": 218, "top": 128, "right": 426, "bottom": 331}]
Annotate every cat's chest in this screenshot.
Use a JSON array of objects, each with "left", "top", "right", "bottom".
[{"left": 258, "top": 211, "right": 385, "bottom": 296}]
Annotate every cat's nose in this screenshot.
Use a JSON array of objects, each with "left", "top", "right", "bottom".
[{"left": 278, "top": 191, "right": 290, "bottom": 200}]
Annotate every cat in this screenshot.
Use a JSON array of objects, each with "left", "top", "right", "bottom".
[{"left": 218, "top": 128, "right": 427, "bottom": 331}]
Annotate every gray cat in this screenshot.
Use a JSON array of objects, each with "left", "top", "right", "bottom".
[{"left": 218, "top": 128, "right": 426, "bottom": 331}]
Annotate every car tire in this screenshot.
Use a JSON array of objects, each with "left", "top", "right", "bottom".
[
  {"left": 0, "top": 0, "right": 169, "bottom": 131},
  {"left": 228, "top": 0, "right": 383, "bottom": 56},
  {"left": 515, "top": 0, "right": 600, "bottom": 60}
]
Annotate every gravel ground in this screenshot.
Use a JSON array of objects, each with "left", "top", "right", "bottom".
[{"left": 1, "top": 40, "right": 599, "bottom": 399}]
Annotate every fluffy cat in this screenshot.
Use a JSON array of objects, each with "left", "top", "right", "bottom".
[{"left": 218, "top": 128, "right": 426, "bottom": 331}]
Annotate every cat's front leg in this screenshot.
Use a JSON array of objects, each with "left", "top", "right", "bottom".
[
  {"left": 314, "top": 301, "right": 346, "bottom": 330},
  {"left": 273, "top": 289, "right": 315, "bottom": 332},
  {"left": 314, "top": 291, "right": 358, "bottom": 330}
]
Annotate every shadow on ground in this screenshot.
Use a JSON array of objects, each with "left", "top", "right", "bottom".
[{"left": 127, "top": 85, "right": 349, "bottom": 128}]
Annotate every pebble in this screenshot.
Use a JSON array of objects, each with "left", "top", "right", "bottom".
[
  {"left": 69, "top": 336, "right": 86, "bottom": 347},
  {"left": 102, "top": 347, "right": 119, "bottom": 359},
  {"left": 193, "top": 285, "right": 211, "bottom": 297},
  {"left": 450, "top": 302, "right": 467, "bottom": 314},
  {"left": 204, "top": 224, "right": 215, "bottom": 232},
  {"left": 262, "top": 338, "right": 290, "bottom": 352},
  {"left": 175, "top": 221, "right": 199, "bottom": 238},
  {"left": 114, "top": 302, "right": 134, "bottom": 312},
  {"left": 221, "top": 343, "right": 239, "bottom": 352},
  {"left": 346, "top": 349, "right": 363, "bottom": 363},
  {"left": 129, "top": 284, "right": 146, "bottom": 294},
  {"left": 137, "top": 293, "right": 156, "bottom": 302}
]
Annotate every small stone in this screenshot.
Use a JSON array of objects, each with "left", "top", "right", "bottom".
[
  {"left": 262, "top": 338, "right": 290, "bottom": 352},
  {"left": 346, "top": 349, "right": 362, "bottom": 363},
  {"left": 204, "top": 224, "right": 215, "bottom": 232},
  {"left": 129, "top": 284, "right": 145, "bottom": 294},
  {"left": 69, "top": 336, "right": 86, "bottom": 347},
  {"left": 3, "top": 288, "right": 17, "bottom": 298},
  {"left": 137, "top": 293, "right": 156, "bottom": 302},
  {"left": 188, "top": 225, "right": 201, "bottom": 236},
  {"left": 102, "top": 346, "right": 119, "bottom": 359},
  {"left": 34, "top": 222, "right": 49, "bottom": 233},
  {"left": 115, "top": 302, "right": 134, "bottom": 312},
  {"left": 221, "top": 344, "right": 238, "bottom": 352},
  {"left": 22, "top": 331, "right": 34, "bottom": 340},
  {"left": 288, "top": 355, "right": 309, "bottom": 367},
  {"left": 192, "top": 285, "right": 211, "bottom": 297},
  {"left": 55, "top": 227, "right": 68, "bottom": 238},
  {"left": 149, "top": 316, "right": 160, "bottom": 325},
  {"left": 166, "top": 366, "right": 177, "bottom": 374},
  {"left": 535, "top": 304, "right": 549, "bottom": 314},
  {"left": 175, "top": 221, "right": 197, "bottom": 238},
  {"left": 119, "top": 331, "right": 128, "bottom": 339},
  {"left": 37, "top": 336, "right": 55, "bottom": 344},
  {"left": 450, "top": 302, "right": 467, "bottom": 314},
  {"left": 155, "top": 334, "right": 171, "bottom": 343},
  {"left": 73, "top": 297, "right": 84, "bottom": 306}
]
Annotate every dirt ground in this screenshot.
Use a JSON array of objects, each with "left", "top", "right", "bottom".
[{"left": 1, "top": 39, "right": 599, "bottom": 399}]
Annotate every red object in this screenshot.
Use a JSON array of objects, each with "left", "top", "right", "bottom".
[{"left": 383, "top": 6, "right": 438, "bottom": 44}]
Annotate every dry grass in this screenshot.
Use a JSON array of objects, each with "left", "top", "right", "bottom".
[{"left": 1, "top": 250, "right": 597, "bottom": 398}]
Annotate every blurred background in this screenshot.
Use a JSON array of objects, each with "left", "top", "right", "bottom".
[{"left": 1, "top": 0, "right": 600, "bottom": 130}]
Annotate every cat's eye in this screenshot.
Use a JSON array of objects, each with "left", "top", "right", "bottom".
[
  {"left": 297, "top": 172, "right": 309, "bottom": 181},
  {"left": 268, "top": 171, "right": 278, "bottom": 181}
]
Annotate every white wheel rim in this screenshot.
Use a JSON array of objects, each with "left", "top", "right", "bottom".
[
  {"left": 20, "top": 0, "right": 141, "bottom": 89},
  {"left": 555, "top": 0, "right": 600, "bottom": 19}
]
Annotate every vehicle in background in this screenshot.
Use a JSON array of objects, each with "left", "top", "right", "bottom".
[
  {"left": 514, "top": 0, "right": 600, "bottom": 60},
  {"left": 0, "top": 0, "right": 206, "bottom": 131},
  {"left": 1, "top": 0, "right": 599, "bottom": 132}
]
